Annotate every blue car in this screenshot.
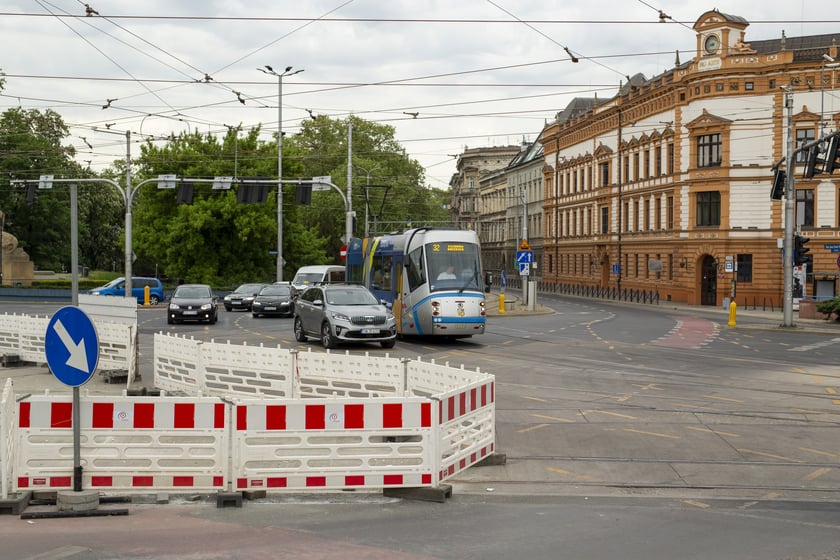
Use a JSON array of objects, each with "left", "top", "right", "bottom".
[{"left": 89, "top": 276, "right": 165, "bottom": 305}]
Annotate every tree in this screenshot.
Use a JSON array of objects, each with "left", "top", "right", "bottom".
[
  {"left": 0, "top": 107, "right": 122, "bottom": 272},
  {"left": 131, "top": 128, "right": 327, "bottom": 285}
]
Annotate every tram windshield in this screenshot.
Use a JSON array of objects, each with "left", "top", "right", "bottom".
[{"left": 426, "top": 241, "right": 482, "bottom": 292}]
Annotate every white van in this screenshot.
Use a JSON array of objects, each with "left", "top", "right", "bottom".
[{"left": 291, "top": 265, "right": 345, "bottom": 293}]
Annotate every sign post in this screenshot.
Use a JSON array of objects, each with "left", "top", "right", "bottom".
[{"left": 45, "top": 306, "right": 100, "bottom": 491}]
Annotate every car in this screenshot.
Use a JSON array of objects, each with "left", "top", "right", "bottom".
[
  {"left": 168, "top": 284, "right": 218, "bottom": 324},
  {"left": 223, "top": 283, "right": 265, "bottom": 311},
  {"left": 293, "top": 284, "right": 396, "bottom": 349},
  {"left": 252, "top": 284, "right": 296, "bottom": 318},
  {"left": 290, "top": 265, "right": 345, "bottom": 293},
  {"left": 89, "top": 276, "right": 165, "bottom": 305}
]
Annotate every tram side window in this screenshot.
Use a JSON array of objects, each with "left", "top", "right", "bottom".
[
  {"left": 406, "top": 247, "right": 426, "bottom": 291},
  {"left": 371, "top": 256, "right": 393, "bottom": 290}
]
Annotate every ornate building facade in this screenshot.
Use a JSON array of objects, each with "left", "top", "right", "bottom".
[{"left": 539, "top": 9, "right": 840, "bottom": 306}]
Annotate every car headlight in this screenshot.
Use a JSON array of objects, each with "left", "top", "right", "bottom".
[
  {"left": 244, "top": 296, "right": 255, "bottom": 302},
  {"left": 169, "top": 303, "right": 180, "bottom": 310},
  {"left": 385, "top": 309, "right": 395, "bottom": 320},
  {"left": 223, "top": 295, "right": 231, "bottom": 302},
  {"left": 253, "top": 301, "right": 263, "bottom": 307},
  {"left": 200, "top": 303, "right": 213, "bottom": 311},
  {"left": 330, "top": 311, "right": 351, "bottom": 322}
]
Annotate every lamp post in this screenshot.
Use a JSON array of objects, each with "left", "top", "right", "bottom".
[
  {"left": 355, "top": 164, "right": 382, "bottom": 237},
  {"left": 258, "top": 65, "right": 303, "bottom": 283}
]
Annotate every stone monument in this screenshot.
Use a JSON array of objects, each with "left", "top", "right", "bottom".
[{"left": 0, "top": 210, "right": 35, "bottom": 286}]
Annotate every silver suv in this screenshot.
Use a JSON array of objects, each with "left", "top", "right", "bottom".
[{"left": 293, "top": 284, "right": 396, "bottom": 349}]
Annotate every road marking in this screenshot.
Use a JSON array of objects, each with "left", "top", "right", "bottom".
[
  {"left": 532, "top": 413, "right": 575, "bottom": 423},
  {"left": 737, "top": 501, "right": 759, "bottom": 509},
  {"left": 801, "top": 467, "right": 831, "bottom": 481},
  {"left": 681, "top": 500, "right": 711, "bottom": 509},
  {"left": 737, "top": 448, "right": 803, "bottom": 463},
  {"left": 523, "top": 396, "right": 548, "bottom": 403},
  {"left": 686, "top": 426, "right": 739, "bottom": 438},
  {"left": 546, "top": 467, "right": 600, "bottom": 482},
  {"left": 517, "top": 423, "right": 550, "bottom": 433},
  {"left": 704, "top": 395, "right": 745, "bottom": 403},
  {"left": 624, "top": 428, "right": 680, "bottom": 439},
  {"left": 633, "top": 383, "right": 663, "bottom": 391},
  {"left": 800, "top": 447, "right": 840, "bottom": 459},
  {"left": 789, "top": 338, "right": 840, "bottom": 352},
  {"left": 583, "top": 410, "right": 637, "bottom": 419},
  {"left": 826, "top": 387, "right": 837, "bottom": 395}
]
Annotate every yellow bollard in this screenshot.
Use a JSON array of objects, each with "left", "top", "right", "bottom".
[
  {"left": 728, "top": 300, "right": 736, "bottom": 327},
  {"left": 144, "top": 285, "right": 150, "bottom": 306},
  {"left": 499, "top": 292, "right": 505, "bottom": 314}
]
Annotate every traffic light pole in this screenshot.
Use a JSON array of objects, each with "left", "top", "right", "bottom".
[{"left": 782, "top": 88, "right": 795, "bottom": 327}]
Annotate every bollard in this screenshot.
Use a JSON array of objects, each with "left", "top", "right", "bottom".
[
  {"left": 728, "top": 300, "right": 736, "bottom": 327},
  {"left": 144, "top": 285, "right": 150, "bottom": 306},
  {"left": 499, "top": 292, "right": 505, "bottom": 315}
]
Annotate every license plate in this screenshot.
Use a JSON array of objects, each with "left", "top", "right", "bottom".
[
  {"left": 361, "top": 328, "right": 379, "bottom": 334},
  {"left": 232, "top": 299, "right": 242, "bottom": 304},
  {"left": 265, "top": 306, "right": 276, "bottom": 311},
  {"left": 184, "top": 310, "right": 198, "bottom": 315}
]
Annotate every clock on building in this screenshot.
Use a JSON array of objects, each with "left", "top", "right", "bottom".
[{"left": 704, "top": 34, "right": 720, "bottom": 55}]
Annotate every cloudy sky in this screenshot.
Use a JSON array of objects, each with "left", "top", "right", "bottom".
[{"left": 1, "top": 1, "right": 835, "bottom": 189}]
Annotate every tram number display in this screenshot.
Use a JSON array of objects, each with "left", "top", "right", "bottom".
[{"left": 433, "top": 243, "right": 465, "bottom": 252}]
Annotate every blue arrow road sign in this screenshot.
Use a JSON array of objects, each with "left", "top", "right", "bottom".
[
  {"left": 45, "top": 306, "right": 99, "bottom": 387},
  {"left": 516, "top": 250, "right": 533, "bottom": 263}
]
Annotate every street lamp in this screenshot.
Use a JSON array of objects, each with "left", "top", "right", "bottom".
[
  {"left": 355, "top": 164, "right": 382, "bottom": 237},
  {"left": 258, "top": 65, "right": 304, "bottom": 283}
]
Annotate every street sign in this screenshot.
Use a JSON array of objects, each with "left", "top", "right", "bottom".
[
  {"left": 519, "top": 262, "right": 530, "bottom": 275},
  {"left": 612, "top": 264, "right": 621, "bottom": 275},
  {"left": 500, "top": 269, "right": 507, "bottom": 288},
  {"left": 516, "top": 250, "right": 534, "bottom": 264},
  {"left": 825, "top": 243, "right": 840, "bottom": 253},
  {"left": 519, "top": 239, "right": 531, "bottom": 251},
  {"left": 340, "top": 244, "right": 348, "bottom": 262},
  {"left": 45, "top": 306, "right": 100, "bottom": 387},
  {"left": 311, "top": 175, "right": 332, "bottom": 191}
]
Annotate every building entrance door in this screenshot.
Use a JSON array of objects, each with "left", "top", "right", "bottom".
[{"left": 701, "top": 255, "right": 717, "bottom": 306}]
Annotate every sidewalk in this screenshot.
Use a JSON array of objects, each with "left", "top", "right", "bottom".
[{"left": 484, "top": 289, "right": 840, "bottom": 331}]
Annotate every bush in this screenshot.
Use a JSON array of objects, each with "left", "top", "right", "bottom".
[{"left": 815, "top": 297, "right": 840, "bottom": 320}]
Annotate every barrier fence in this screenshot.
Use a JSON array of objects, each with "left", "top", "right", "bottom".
[{"left": 0, "top": 328, "right": 496, "bottom": 497}]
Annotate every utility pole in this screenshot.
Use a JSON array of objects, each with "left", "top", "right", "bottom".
[
  {"left": 782, "top": 87, "right": 795, "bottom": 327},
  {"left": 346, "top": 123, "right": 354, "bottom": 244}
]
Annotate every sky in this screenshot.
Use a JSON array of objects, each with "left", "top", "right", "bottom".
[{"left": 1, "top": 1, "right": 837, "bottom": 190}]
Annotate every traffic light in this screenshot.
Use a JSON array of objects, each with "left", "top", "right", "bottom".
[
  {"left": 176, "top": 182, "right": 194, "bottom": 204},
  {"left": 802, "top": 143, "right": 825, "bottom": 179},
  {"left": 825, "top": 135, "right": 840, "bottom": 174},
  {"left": 794, "top": 234, "right": 812, "bottom": 267},
  {"left": 237, "top": 177, "right": 271, "bottom": 204},
  {"left": 770, "top": 168, "right": 786, "bottom": 200},
  {"left": 294, "top": 184, "right": 312, "bottom": 205}
]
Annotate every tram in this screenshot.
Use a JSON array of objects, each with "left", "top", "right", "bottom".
[{"left": 345, "top": 228, "right": 486, "bottom": 338}]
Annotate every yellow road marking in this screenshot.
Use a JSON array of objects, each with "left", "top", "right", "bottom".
[
  {"left": 801, "top": 467, "right": 831, "bottom": 482},
  {"left": 811, "top": 376, "right": 824, "bottom": 383},
  {"left": 532, "top": 413, "right": 575, "bottom": 423},
  {"left": 793, "top": 367, "right": 808, "bottom": 374},
  {"left": 800, "top": 447, "right": 840, "bottom": 459},
  {"left": 546, "top": 467, "right": 600, "bottom": 482},
  {"left": 623, "top": 428, "right": 680, "bottom": 439},
  {"left": 686, "top": 426, "right": 739, "bottom": 438},
  {"left": 632, "top": 383, "right": 663, "bottom": 391},
  {"left": 608, "top": 395, "right": 631, "bottom": 402},
  {"left": 584, "top": 410, "right": 637, "bottom": 419},
  {"left": 764, "top": 492, "right": 781, "bottom": 499},
  {"left": 826, "top": 387, "right": 837, "bottom": 395},
  {"left": 517, "top": 423, "right": 550, "bottom": 433},
  {"left": 681, "top": 500, "right": 711, "bottom": 509},
  {"left": 737, "top": 448, "right": 803, "bottom": 463},
  {"left": 704, "top": 395, "right": 745, "bottom": 403}
]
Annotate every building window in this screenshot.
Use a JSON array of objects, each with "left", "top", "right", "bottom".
[
  {"left": 623, "top": 155, "right": 630, "bottom": 182},
  {"left": 667, "top": 196, "right": 674, "bottom": 229},
  {"left": 655, "top": 197, "right": 662, "bottom": 230},
  {"left": 600, "top": 206, "right": 609, "bottom": 234},
  {"left": 667, "top": 142, "right": 675, "bottom": 174},
  {"left": 644, "top": 199, "right": 650, "bottom": 230},
  {"left": 633, "top": 199, "right": 640, "bottom": 231},
  {"left": 796, "top": 189, "right": 814, "bottom": 228},
  {"left": 745, "top": 81, "right": 754, "bottom": 91},
  {"left": 736, "top": 254, "right": 752, "bottom": 282},
  {"left": 697, "top": 134, "right": 722, "bottom": 168},
  {"left": 655, "top": 146, "right": 662, "bottom": 176},
  {"left": 633, "top": 153, "right": 640, "bottom": 181},
  {"left": 769, "top": 79, "right": 776, "bottom": 89},
  {"left": 668, "top": 254, "right": 674, "bottom": 280},
  {"left": 644, "top": 150, "right": 650, "bottom": 179},
  {"left": 795, "top": 128, "right": 816, "bottom": 163},
  {"left": 623, "top": 201, "right": 630, "bottom": 232},
  {"left": 728, "top": 82, "right": 738, "bottom": 91},
  {"left": 696, "top": 191, "right": 721, "bottom": 226},
  {"left": 717, "top": 83, "right": 725, "bottom": 91},
  {"left": 599, "top": 161, "right": 610, "bottom": 186}
]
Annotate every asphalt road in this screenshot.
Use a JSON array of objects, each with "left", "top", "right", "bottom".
[{"left": 2, "top": 295, "right": 840, "bottom": 559}]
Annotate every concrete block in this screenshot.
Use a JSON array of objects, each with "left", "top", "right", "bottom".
[
  {"left": 383, "top": 484, "right": 452, "bottom": 503},
  {"left": 216, "top": 492, "right": 242, "bottom": 508}
]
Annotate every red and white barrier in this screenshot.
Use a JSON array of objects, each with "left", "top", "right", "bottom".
[
  {"left": 15, "top": 396, "right": 228, "bottom": 492},
  {"left": 1, "top": 379, "right": 14, "bottom": 499},
  {"left": 232, "top": 398, "right": 435, "bottom": 491}
]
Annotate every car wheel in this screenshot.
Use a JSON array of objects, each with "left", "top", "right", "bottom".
[
  {"left": 294, "top": 316, "right": 308, "bottom": 342},
  {"left": 225, "top": 305, "right": 232, "bottom": 312},
  {"left": 149, "top": 295, "right": 160, "bottom": 305},
  {"left": 321, "top": 322, "right": 337, "bottom": 349},
  {"left": 253, "top": 313, "right": 259, "bottom": 318},
  {"left": 381, "top": 339, "right": 396, "bottom": 349},
  {"left": 167, "top": 315, "right": 173, "bottom": 325},
  {"left": 210, "top": 314, "right": 218, "bottom": 325}
]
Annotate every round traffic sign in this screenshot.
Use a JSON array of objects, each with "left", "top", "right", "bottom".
[{"left": 45, "top": 306, "right": 100, "bottom": 387}]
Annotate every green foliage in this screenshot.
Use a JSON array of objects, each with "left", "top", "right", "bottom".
[{"left": 815, "top": 297, "right": 840, "bottom": 319}]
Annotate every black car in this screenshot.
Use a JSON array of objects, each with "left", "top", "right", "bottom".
[
  {"left": 223, "top": 283, "right": 265, "bottom": 311},
  {"left": 252, "top": 284, "right": 296, "bottom": 318},
  {"left": 168, "top": 284, "right": 218, "bottom": 324}
]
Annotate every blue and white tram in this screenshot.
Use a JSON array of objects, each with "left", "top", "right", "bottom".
[{"left": 346, "top": 228, "right": 486, "bottom": 338}]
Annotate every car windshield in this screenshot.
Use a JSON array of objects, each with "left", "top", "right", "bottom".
[
  {"left": 325, "top": 288, "right": 378, "bottom": 306},
  {"left": 235, "top": 284, "right": 263, "bottom": 294},
  {"left": 174, "top": 286, "right": 210, "bottom": 298},
  {"left": 293, "top": 273, "right": 324, "bottom": 285},
  {"left": 260, "top": 286, "right": 290, "bottom": 296}
]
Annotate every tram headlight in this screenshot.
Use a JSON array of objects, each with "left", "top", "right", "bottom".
[{"left": 480, "top": 300, "right": 486, "bottom": 316}]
